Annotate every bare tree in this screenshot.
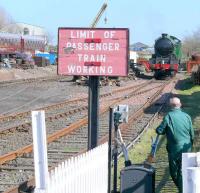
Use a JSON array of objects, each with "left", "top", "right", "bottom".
[{"left": 182, "top": 28, "right": 200, "bottom": 57}]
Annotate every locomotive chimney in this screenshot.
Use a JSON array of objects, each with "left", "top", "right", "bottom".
[{"left": 162, "top": 33, "right": 168, "bottom": 38}]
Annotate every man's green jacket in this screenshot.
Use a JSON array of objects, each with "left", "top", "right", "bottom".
[{"left": 156, "top": 108, "right": 194, "bottom": 158}]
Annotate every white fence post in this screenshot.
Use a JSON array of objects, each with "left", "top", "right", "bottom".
[
  {"left": 32, "top": 111, "right": 48, "bottom": 193},
  {"left": 182, "top": 152, "right": 200, "bottom": 193}
]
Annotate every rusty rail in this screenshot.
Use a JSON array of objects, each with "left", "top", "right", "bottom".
[
  {"left": 0, "top": 80, "right": 155, "bottom": 164},
  {"left": 0, "top": 81, "right": 151, "bottom": 123},
  {"left": 100, "top": 80, "right": 170, "bottom": 144}
]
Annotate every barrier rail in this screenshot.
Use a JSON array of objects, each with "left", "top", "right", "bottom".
[{"left": 45, "top": 143, "right": 108, "bottom": 193}]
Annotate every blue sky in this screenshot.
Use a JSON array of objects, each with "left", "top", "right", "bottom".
[{"left": 0, "top": 0, "right": 200, "bottom": 45}]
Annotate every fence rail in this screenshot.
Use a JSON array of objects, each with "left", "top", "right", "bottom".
[{"left": 46, "top": 143, "right": 108, "bottom": 193}]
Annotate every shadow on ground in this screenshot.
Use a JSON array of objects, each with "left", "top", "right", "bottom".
[{"left": 136, "top": 73, "right": 154, "bottom": 80}]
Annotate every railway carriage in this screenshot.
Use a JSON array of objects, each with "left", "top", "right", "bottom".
[{"left": 0, "top": 32, "right": 46, "bottom": 54}]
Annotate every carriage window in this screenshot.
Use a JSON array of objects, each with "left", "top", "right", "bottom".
[{"left": 24, "top": 28, "right": 29, "bottom": 35}]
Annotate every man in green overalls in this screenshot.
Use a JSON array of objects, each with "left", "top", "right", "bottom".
[{"left": 156, "top": 97, "right": 194, "bottom": 193}]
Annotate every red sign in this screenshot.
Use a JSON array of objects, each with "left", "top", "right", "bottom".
[{"left": 58, "top": 28, "right": 129, "bottom": 76}]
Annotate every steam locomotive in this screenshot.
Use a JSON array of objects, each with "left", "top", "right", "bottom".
[{"left": 149, "top": 33, "right": 182, "bottom": 79}]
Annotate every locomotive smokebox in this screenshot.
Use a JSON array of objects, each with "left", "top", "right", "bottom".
[
  {"left": 150, "top": 33, "right": 182, "bottom": 79},
  {"left": 155, "top": 34, "right": 174, "bottom": 57}
]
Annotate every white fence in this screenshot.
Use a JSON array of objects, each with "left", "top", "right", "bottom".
[
  {"left": 47, "top": 143, "right": 108, "bottom": 193},
  {"left": 182, "top": 152, "right": 200, "bottom": 193}
]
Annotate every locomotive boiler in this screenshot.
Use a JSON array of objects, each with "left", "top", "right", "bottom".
[{"left": 150, "top": 33, "right": 182, "bottom": 79}]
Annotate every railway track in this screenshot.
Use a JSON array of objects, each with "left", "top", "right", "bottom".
[
  {"left": 0, "top": 79, "right": 175, "bottom": 193},
  {"left": 0, "top": 78, "right": 78, "bottom": 115},
  {"left": 0, "top": 75, "right": 66, "bottom": 88},
  {"left": 0, "top": 80, "right": 152, "bottom": 123},
  {"left": 0, "top": 80, "right": 163, "bottom": 159},
  {"left": 0, "top": 76, "right": 146, "bottom": 116},
  {"left": 0, "top": 83, "right": 162, "bottom": 130}
]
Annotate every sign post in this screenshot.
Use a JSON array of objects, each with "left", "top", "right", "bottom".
[
  {"left": 88, "top": 76, "right": 99, "bottom": 149},
  {"left": 58, "top": 28, "right": 129, "bottom": 150}
]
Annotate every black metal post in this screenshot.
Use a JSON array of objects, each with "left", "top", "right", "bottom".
[
  {"left": 113, "top": 123, "right": 118, "bottom": 193},
  {"left": 108, "top": 107, "right": 113, "bottom": 193},
  {"left": 88, "top": 76, "right": 99, "bottom": 150}
]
